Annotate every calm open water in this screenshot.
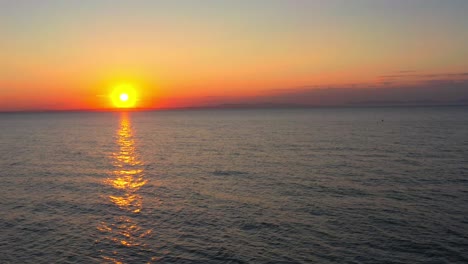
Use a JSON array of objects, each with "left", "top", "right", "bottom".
[{"left": 1, "top": 107, "right": 468, "bottom": 263}]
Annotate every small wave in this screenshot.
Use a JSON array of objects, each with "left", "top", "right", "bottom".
[
  {"left": 212, "top": 170, "right": 247, "bottom": 176},
  {"left": 241, "top": 221, "right": 279, "bottom": 231}
]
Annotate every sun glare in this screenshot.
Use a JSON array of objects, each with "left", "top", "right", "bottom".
[
  {"left": 120, "top": 93, "right": 129, "bottom": 102},
  {"left": 111, "top": 84, "right": 138, "bottom": 108}
]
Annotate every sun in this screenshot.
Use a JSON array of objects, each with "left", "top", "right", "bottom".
[
  {"left": 119, "top": 93, "right": 129, "bottom": 102},
  {"left": 111, "top": 84, "right": 138, "bottom": 108}
]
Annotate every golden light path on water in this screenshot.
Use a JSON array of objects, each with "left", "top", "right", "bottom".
[{"left": 97, "top": 112, "right": 155, "bottom": 263}]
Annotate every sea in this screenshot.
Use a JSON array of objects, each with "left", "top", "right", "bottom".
[{"left": 0, "top": 106, "right": 467, "bottom": 264}]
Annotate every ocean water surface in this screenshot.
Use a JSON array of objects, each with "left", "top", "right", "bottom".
[{"left": 1, "top": 107, "right": 467, "bottom": 263}]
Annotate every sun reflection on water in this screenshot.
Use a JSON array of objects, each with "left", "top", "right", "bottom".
[{"left": 97, "top": 113, "right": 153, "bottom": 263}]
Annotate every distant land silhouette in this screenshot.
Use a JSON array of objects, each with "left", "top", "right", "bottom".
[{"left": 186, "top": 100, "right": 468, "bottom": 110}]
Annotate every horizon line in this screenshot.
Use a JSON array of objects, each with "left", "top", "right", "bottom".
[{"left": 1, "top": 101, "right": 467, "bottom": 114}]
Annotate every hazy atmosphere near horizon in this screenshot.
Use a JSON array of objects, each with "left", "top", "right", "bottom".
[
  {"left": 1, "top": 1, "right": 468, "bottom": 264},
  {"left": 1, "top": 0, "right": 468, "bottom": 110}
]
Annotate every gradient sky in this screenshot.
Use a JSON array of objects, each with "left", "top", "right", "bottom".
[{"left": 1, "top": 0, "right": 468, "bottom": 110}]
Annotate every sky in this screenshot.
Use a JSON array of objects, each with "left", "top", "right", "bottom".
[{"left": 1, "top": 0, "right": 468, "bottom": 111}]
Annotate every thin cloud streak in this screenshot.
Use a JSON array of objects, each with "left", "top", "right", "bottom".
[{"left": 379, "top": 71, "right": 468, "bottom": 80}]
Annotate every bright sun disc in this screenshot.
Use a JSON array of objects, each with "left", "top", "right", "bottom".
[
  {"left": 119, "top": 93, "right": 129, "bottom": 102},
  {"left": 111, "top": 84, "right": 138, "bottom": 108}
]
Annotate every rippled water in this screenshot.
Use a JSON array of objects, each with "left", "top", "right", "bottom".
[{"left": 1, "top": 107, "right": 468, "bottom": 263}]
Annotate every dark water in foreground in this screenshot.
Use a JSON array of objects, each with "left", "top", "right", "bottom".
[{"left": 1, "top": 107, "right": 467, "bottom": 263}]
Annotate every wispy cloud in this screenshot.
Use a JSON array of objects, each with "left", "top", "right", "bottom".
[{"left": 378, "top": 71, "right": 468, "bottom": 81}]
